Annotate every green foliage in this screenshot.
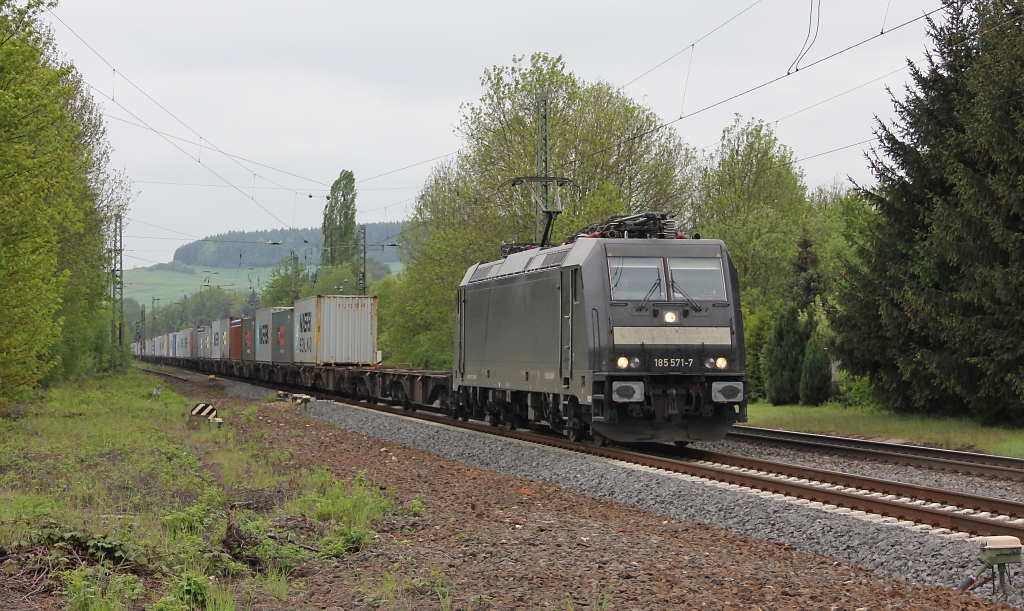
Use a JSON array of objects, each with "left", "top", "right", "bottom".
[
  {"left": 259, "top": 253, "right": 312, "bottom": 307},
  {"left": 406, "top": 498, "right": 425, "bottom": 518},
  {"left": 289, "top": 468, "right": 392, "bottom": 554},
  {"left": 168, "top": 572, "right": 208, "bottom": 609},
  {"left": 387, "top": 53, "right": 696, "bottom": 366},
  {"left": 832, "top": 0, "right": 1024, "bottom": 424},
  {"left": 799, "top": 333, "right": 832, "bottom": 406},
  {"left": 0, "top": 2, "right": 130, "bottom": 402},
  {"left": 62, "top": 565, "right": 144, "bottom": 611},
  {"left": 692, "top": 116, "right": 808, "bottom": 310},
  {"left": 742, "top": 308, "right": 773, "bottom": 401},
  {"left": 763, "top": 305, "right": 810, "bottom": 405},
  {"left": 323, "top": 170, "right": 359, "bottom": 267}
]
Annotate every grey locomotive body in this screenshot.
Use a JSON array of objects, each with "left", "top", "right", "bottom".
[{"left": 453, "top": 228, "right": 747, "bottom": 444}]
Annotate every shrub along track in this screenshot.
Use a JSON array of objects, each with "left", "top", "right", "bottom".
[{"left": 135, "top": 364, "right": 1018, "bottom": 609}]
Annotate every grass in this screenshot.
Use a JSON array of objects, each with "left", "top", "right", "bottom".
[
  {"left": 0, "top": 370, "right": 395, "bottom": 607},
  {"left": 747, "top": 401, "right": 1024, "bottom": 458}
]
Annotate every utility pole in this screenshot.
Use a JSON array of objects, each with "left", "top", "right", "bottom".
[
  {"left": 110, "top": 213, "right": 124, "bottom": 372},
  {"left": 535, "top": 92, "right": 550, "bottom": 243},
  {"left": 140, "top": 305, "right": 146, "bottom": 355},
  {"left": 357, "top": 226, "right": 368, "bottom": 295}
]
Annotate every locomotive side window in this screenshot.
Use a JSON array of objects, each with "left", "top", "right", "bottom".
[
  {"left": 668, "top": 258, "right": 727, "bottom": 300},
  {"left": 608, "top": 257, "right": 665, "bottom": 301}
]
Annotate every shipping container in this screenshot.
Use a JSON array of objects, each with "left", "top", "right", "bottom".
[
  {"left": 293, "top": 295, "right": 377, "bottom": 365},
  {"left": 229, "top": 318, "right": 242, "bottom": 360},
  {"left": 255, "top": 307, "right": 290, "bottom": 363},
  {"left": 212, "top": 319, "right": 226, "bottom": 360},
  {"left": 177, "top": 328, "right": 192, "bottom": 358},
  {"left": 272, "top": 308, "right": 295, "bottom": 364},
  {"left": 242, "top": 317, "right": 256, "bottom": 362},
  {"left": 196, "top": 327, "right": 210, "bottom": 359},
  {"left": 170, "top": 332, "right": 178, "bottom": 358}
]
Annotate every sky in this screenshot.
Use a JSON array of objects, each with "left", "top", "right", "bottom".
[{"left": 45, "top": 0, "right": 944, "bottom": 272}]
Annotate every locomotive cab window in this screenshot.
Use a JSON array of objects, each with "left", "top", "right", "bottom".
[
  {"left": 669, "top": 258, "right": 727, "bottom": 301},
  {"left": 608, "top": 257, "right": 665, "bottom": 301}
]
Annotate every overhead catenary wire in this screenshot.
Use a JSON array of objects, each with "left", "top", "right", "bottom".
[
  {"left": 553, "top": 7, "right": 943, "bottom": 177},
  {"left": 619, "top": 0, "right": 765, "bottom": 91}
]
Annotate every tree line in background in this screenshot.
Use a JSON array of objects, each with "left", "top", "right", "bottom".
[
  {"left": 0, "top": 1, "right": 132, "bottom": 406},
  {"left": 170, "top": 221, "right": 404, "bottom": 269}
]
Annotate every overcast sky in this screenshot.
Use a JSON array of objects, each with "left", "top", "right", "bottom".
[{"left": 47, "top": 1, "right": 942, "bottom": 270}]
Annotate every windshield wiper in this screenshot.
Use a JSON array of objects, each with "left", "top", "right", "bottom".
[
  {"left": 636, "top": 278, "right": 662, "bottom": 312},
  {"left": 671, "top": 279, "right": 703, "bottom": 312}
]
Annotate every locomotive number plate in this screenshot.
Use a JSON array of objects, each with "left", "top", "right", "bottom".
[{"left": 653, "top": 358, "right": 694, "bottom": 370}]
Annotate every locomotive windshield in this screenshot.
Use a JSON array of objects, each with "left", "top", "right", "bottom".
[
  {"left": 669, "top": 258, "right": 727, "bottom": 300},
  {"left": 608, "top": 257, "right": 666, "bottom": 301},
  {"left": 608, "top": 256, "right": 727, "bottom": 301}
]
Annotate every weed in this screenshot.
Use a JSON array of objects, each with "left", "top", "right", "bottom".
[
  {"left": 242, "top": 406, "right": 257, "bottom": 425},
  {"left": 406, "top": 498, "right": 425, "bottom": 518},
  {"left": 169, "top": 571, "right": 209, "bottom": 609},
  {"left": 206, "top": 583, "right": 237, "bottom": 611},
  {"left": 263, "top": 565, "right": 290, "bottom": 601},
  {"left": 263, "top": 394, "right": 278, "bottom": 403}
]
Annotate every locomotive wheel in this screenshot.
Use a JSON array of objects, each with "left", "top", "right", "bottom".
[
  {"left": 566, "top": 417, "right": 583, "bottom": 443},
  {"left": 485, "top": 412, "right": 499, "bottom": 427},
  {"left": 591, "top": 432, "right": 608, "bottom": 447}
]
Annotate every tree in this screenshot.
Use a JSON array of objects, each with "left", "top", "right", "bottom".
[
  {"left": 322, "top": 170, "right": 358, "bottom": 267},
  {"left": 386, "top": 53, "right": 698, "bottom": 366},
  {"left": 800, "top": 333, "right": 832, "bottom": 406},
  {"left": 763, "top": 305, "right": 810, "bottom": 405},
  {"left": 832, "top": 0, "right": 1024, "bottom": 424},
  {"left": 0, "top": 2, "right": 128, "bottom": 402},
  {"left": 692, "top": 116, "right": 809, "bottom": 310},
  {"left": 791, "top": 231, "right": 825, "bottom": 311},
  {"left": 260, "top": 252, "right": 312, "bottom": 307}
]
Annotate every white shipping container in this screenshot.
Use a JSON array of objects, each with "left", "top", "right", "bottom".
[
  {"left": 255, "top": 307, "right": 290, "bottom": 363},
  {"left": 196, "top": 327, "right": 210, "bottom": 359},
  {"left": 293, "top": 295, "right": 377, "bottom": 365},
  {"left": 177, "top": 328, "right": 192, "bottom": 358},
  {"left": 212, "top": 319, "right": 225, "bottom": 360}
]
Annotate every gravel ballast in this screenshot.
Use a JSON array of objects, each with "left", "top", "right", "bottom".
[{"left": 302, "top": 398, "right": 1022, "bottom": 607}]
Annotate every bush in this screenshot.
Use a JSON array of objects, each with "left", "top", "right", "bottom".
[
  {"left": 743, "top": 308, "right": 772, "bottom": 401},
  {"left": 799, "top": 334, "right": 832, "bottom": 406}
]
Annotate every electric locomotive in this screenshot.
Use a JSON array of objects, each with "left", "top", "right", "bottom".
[{"left": 452, "top": 213, "right": 747, "bottom": 444}]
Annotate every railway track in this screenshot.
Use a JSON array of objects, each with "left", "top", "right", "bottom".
[
  {"left": 728, "top": 426, "right": 1024, "bottom": 482},
  {"left": 143, "top": 364, "right": 1024, "bottom": 540}
]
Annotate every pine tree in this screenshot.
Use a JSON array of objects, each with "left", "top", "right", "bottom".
[
  {"left": 792, "top": 231, "right": 824, "bottom": 311},
  {"left": 763, "top": 304, "right": 808, "bottom": 405},
  {"left": 832, "top": 0, "right": 1024, "bottom": 424},
  {"left": 799, "top": 334, "right": 832, "bottom": 406}
]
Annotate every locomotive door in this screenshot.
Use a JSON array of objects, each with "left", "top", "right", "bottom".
[
  {"left": 560, "top": 268, "right": 576, "bottom": 387},
  {"left": 456, "top": 288, "right": 465, "bottom": 378}
]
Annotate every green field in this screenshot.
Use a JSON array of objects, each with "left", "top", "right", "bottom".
[
  {"left": 747, "top": 402, "right": 1024, "bottom": 458},
  {"left": 125, "top": 262, "right": 404, "bottom": 304},
  {"left": 124, "top": 265, "right": 279, "bottom": 303}
]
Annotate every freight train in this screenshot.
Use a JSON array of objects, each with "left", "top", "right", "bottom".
[{"left": 139, "top": 213, "right": 748, "bottom": 445}]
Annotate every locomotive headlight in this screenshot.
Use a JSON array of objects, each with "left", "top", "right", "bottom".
[
  {"left": 704, "top": 357, "right": 715, "bottom": 369},
  {"left": 616, "top": 356, "right": 630, "bottom": 369},
  {"left": 715, "top": 357, "right": 728, "bottom": 369},
  {"left": 663, "top": 310, "right": 679, "bottom": 324},
  {"left": 630, "top": 357, "right": 641, "bottom": 369}
]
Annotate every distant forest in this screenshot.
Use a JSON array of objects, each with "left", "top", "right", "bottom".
[{"left": 172, "top": 221, "right": 405, "bottom": 268}]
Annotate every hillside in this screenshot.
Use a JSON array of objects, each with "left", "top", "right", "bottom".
[{"left": 172, "top": 221, "right": 405, "bottom": 268}]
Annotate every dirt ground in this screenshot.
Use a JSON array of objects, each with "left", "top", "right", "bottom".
[{"left": 5, "top": 371, "right": 1014, "bottom": 610}]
